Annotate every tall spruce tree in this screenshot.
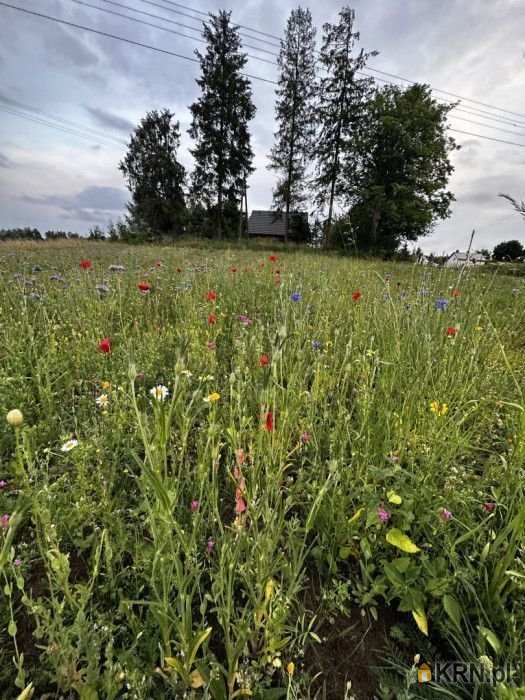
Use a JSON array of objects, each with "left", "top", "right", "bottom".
[
  {"left": 268, "top": 7, "right": 316, "bottom": 242},
  {"left": 313, "top": 6, "right": 376, "bottom": 246},
  {"left": 189, "top": 11, "right": 256, "bottom": 239},
  {"left": 119, "top": 109, "right": 186, "bottom": 238}
]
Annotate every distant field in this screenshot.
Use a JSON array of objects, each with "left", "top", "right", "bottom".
[{"left": 1, "top": 241, "right": 524, "bottom": 699}]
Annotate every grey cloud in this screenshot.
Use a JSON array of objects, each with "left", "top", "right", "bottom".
[
  {"left": 20, "top": 186, "right": 127, "bottom": 213},
  {"left": 86, "top": 106, "right": 135, "bottom": 133},
  {"left": 0, "top": 153, "right": 14, "bottom": 168}
]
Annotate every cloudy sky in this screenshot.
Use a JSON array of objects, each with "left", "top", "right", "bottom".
[{"left": 0, "top": 0, "right": 524, "bottom": 252}]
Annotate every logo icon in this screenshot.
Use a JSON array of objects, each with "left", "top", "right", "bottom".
[{"left": 418, "top": 662, "right": 432, "bottom": 684}]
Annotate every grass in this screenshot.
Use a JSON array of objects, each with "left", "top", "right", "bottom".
[{"left": 0, "top": 239, "right": 524, "bottom": 699}]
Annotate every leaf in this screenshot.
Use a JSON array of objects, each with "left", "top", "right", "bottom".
[
  {"left": 412, "top": 609, "right": 428, "bottom": 636},
  {"left": 78, "top": 687, "right": 99, "bottom": 700},
  {"left": 443, "top": 594, "right": 462, "bottom": 629},
  {"left": 480, "top": 626, "right": 502, "bottom": 654},
  {"left": 386, "top": 528, "right": 420, "bottom": 553},
  {"left": 188, "top": 626, "right": 212, "bottom": 668},
  {"left": 348, "top": 507, "right": 364, "bottom": 524},
  {"left": 208, "top": 677, "right": 228, "bottom": 700},
  {"left": 8, "top": 620, "right": 17, "bottom": 637},
  {"left": 387, "top": 490, "right": 402, "bottom": 505},
  {"left": 16, "top": 685, "right": 34, "bottom": 700},
  {"left": 338, "top": 546, "right": 353, "bottom": 560}
]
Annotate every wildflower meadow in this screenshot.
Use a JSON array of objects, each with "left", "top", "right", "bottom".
[{"left": 0, "top": 240, "right": 524, "bottom": 699}]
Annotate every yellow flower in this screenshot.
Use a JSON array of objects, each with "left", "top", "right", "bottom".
[
  {"left": 204, "top": 392, "right": 220, "bottom": 403},
  {"left": 287, "top": 661, "right": 295, "bottom": 676},
  {"left": 101, "top": 380, "right": 111, "bottom": 390},
  {"left": 6, "top": 409, "right": 24, "bottom": 427},
  {"left": 429, "top": 400, "right": 448, "bottom": 417}
]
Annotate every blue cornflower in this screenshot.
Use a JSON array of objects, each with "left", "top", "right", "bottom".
[
  {"left": 311, "top": 340, "right": 322, "bottom": 350},
  {"left": 435, "top": 297, "right": 449, "bottom": 311},
  {"left": 290, "top": 292, "right": 302, "bottom": 302}
]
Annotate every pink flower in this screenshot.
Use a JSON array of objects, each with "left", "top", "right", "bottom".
[
  {"left": 300, "top": 431, "right": 311, "bottom": 445},
  {"left": 238, "top": 314, "right": 253, "bottom": 327},
  {"left": 14, "top": 558, "right": 22, "bottom": 567},
  {"left": 207, "top": 538, "right": 215, "bottom": 554},
  {"left": 235, "top": 490, "right": 247, "bottom": 514},
  {"left": 190, "top": 500, "right": 200, "bottom": 513},
  {"left": 1, "top": 514, "right": 10, "bottom": 529},
  {"left": 377, "top": 506, "right": 390, "bottom": 524},
  {"left": 0, "top": 480, "right": 7, "bottom": 490},
  {"left": 206, "top": 341, "right": 216, "bottom": 350},
  {"left": 439, "top": 508, "right": 453, "bottom": 522},
  {"left": 483, "top": 502, "right": 496, "bottom": 513}
]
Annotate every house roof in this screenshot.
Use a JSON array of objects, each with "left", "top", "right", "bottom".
[{"left": 247, "top": 210, "right": 286, "bottom": 237}]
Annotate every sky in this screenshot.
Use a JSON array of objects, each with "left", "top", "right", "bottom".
[{"left": 0, "top": 0, "right": 524, "bottom": 253}]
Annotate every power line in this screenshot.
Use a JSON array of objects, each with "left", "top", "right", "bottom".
[
  {"left": 447, "top": 115, "right": 525, "bottom": 138},
  {"left": 149, "top": 0, "right": 525, "bottom": 122},
  {"left": 2, "top": 2, "right": 524, "bottom": 149},
  {"left": 0, "top": 94, "right": 128, "bottom": 144},
  {"left": 0, "top": 105, "right": 124, "bottom": 145},
  {"left": 0, "top": 1, "right": 275, "bottom": 84},
  {"left": 66, "top": 0, "right": 278, "bottom": 65},
  {"left": 448, "top": 128, "right": 525, "bottom": 148},
  {"left": 148, "top": 0, "right": 283, "bottom": 43},
  {"left": 364, "top": 65, "right": 525, "bottom": 121},
  {"left": 134, "top": 0, "right": 280, "bottom": 50}
]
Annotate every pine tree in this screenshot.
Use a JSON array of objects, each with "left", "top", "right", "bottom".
[
  {"left": 268, "top": 7, "right": 316, "bottom": 242},
  {"left": 189, "top": 11, "right": 256, "bottom": 239},
  {"left": 119, "top": 109, "right": 186, "bottom": 238},
  {"left": 313, "top": 6, "right": 376, "bottom": 246}
]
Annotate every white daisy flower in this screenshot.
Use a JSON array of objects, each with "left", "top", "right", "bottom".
[
  {"left": 61, "top": 438, "right": 79, "bottom": 452},
  {"left": 96, "top": 394, "right": 109, "bottom": 409},
  {"left": 149, "top": 384, "right": 169, "bottom": 402}
]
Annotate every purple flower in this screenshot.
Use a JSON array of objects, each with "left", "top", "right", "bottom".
[
  {"left": 14, "top": 558, "right": 22, "bottom": 567},
  {"left": 191, "top": 500, "right": 200, "bottom": 513},
  {"left": 207, "top": 537, "right": 215, "bottom": 554},
  {"left": 377, "top": 507, "right": 391, "bottom": 524},
  {"left": 439, "top": 508, "right": 453, "bottom": 522},
  {"left": 237, "top": 314, "right": 253, "bottom": 326},
  {"left": 290, "top": 292, "right": 302, "bottom": 302},
  {"left": 0, "top": 480, "right": 7, "bottom": 490},
  {"left": 435, "top": 297, "right": 449, "bottom": 311},
  {"left": 1, "top": 514, "right": 10, "bottom": 529},
  {"left": 311, "top": 340, "right": 322, "bottom": 351}
]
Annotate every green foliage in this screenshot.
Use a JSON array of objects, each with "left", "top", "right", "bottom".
[
  {"left": 312, "top": 6, "right": 377, "bottom": 245},
  {"left": 189, "top": 11, "right": 256, "bottom": 239},
  {"left": 349, "top": 84, "right": 458, "bottom": 254},
  {"left": 268, "top": 8, "right": 316, "bottom": 241},
  {"left": 119, "top": 109, "right": 186, "bottom": 238},
  {"left": 492, "top": 240, "right": 524, "bottom": 261},
  {"left": 0, "top": 240, "right": 524, "bottom": 698}
]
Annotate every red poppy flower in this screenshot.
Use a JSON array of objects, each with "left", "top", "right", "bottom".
[
  {"left": 446, "top": 326, "right": 457, "bottom": 337},
  {"left": 269, "top": 255, "right": 278, "bottom": 263},
  {"left": 80, "top": 259, "right": 92, "bottom": 270},
  {"left": 352, "top": 290, "right": 362, "bottom": 302},
  {"left": 206, "top": 290, "right": 217, "bottom": 302},
  {"left": 138, "top": 281, "right": 151, "bottom": 293},
  {"left": 265, "top": 411, "right": 274, "bottom": 432},
  {"left": 451, "top": 288, "right": 461, "bottom": 298},
  {"left": 259, "top": 354, "right": 270, "bottom": 367},
  {"left": 208, "top": 313, "right": 217, "bottom": 325},
  {"left": 98, "top": 337, "right": 111, "bottom": 354}
]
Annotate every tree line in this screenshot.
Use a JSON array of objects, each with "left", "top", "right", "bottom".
[{"left": 114, "top": 5, "right": 463, "bottom": 254}]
